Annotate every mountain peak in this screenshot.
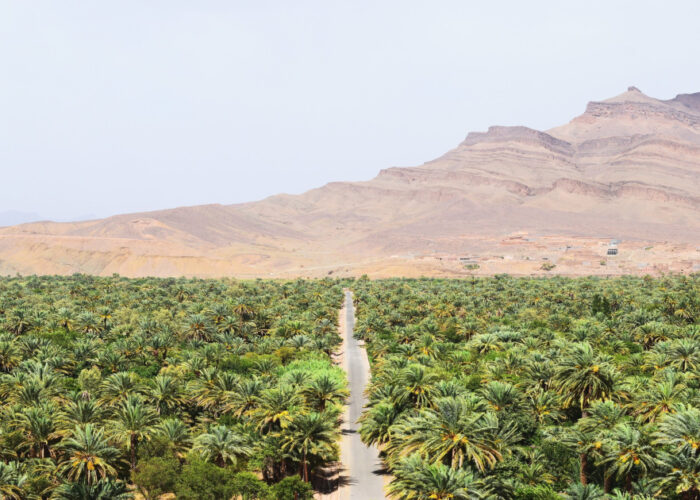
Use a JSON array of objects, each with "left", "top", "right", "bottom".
[{"left": 601, "top": 87, "right": 658, "bottom": 105}]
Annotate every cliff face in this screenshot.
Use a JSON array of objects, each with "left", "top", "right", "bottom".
[{"left": 2, "top": 88, "right": 699, "bottom": 278}]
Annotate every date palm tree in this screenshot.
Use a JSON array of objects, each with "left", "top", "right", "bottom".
[
  {"left": 52, "top": 478, "right": 132, "bottom": 499},
  {"left": 279, "top": 411, "right": 337, "bottom": 482},
  {"left": 389, "top": 397, "right": 507, "bottom": 472},
  {"left": 667, "top": 339, "right": 700, "bottom": 373},
  {"left": 155, "top": 418, "right": 191, "bottom": 461},
  {"left": 98, "top": 372, "right": 143, "bottom": 407},
  {"left": 301, "top": 375, "right": 348, "bottom": 412},
  {"left": 16, "top": 405, "right": 63, "bottom": 459},
  {"left": 192, "top": 424, "right": 252, "bottom": 468},
  {"left": 183, "top": 314, "right": 212, "bottom": 342},
  {"left": 59, "top": 398, "right": 104, "bottom": 427},
  {"left": 654, "top": 405, "right": 700, "bottom": 454},
  {"left": 553, "top": 342, "right": 618, "bottom": 414},
  {"left": 564, "top": 483, "right": 605, "bottom": 500},
  {"left": 656, "top": 448, "right": 700, "bottom": 499},
  {"left": 0, "top": 339, "right": 20, "bottom": 373},
  {"left": 358, "top": 401, "right": 402, "bottom": 448},
  {"left": 146, "top": 375, "right": 184, "bottom": 415},
  {"left": 602, "top": 424, "right": 655, "bottom": 492},
  {"left": 398, "top": 364, "right": 439, "bottom": 408},
  {"left": 223, "top": 377, "right": 265, "bottom": 417},
  {"left": 107, "top": 395, "right": 158, "bottom": 469},
  {"left": 0, "top": 462, "right": 26, "bottom": 500},
  {"left": 252, "top": 386, "right": 303, "bottom": 433},
  {"left": 57, "top": 424, "right": 121, "bottom": 485},
  {"left": 387, "top": 453, "right": 490, "bottom": 500}
]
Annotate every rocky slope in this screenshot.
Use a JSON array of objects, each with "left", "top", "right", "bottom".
[{"left": 2, "top": 87, "right": 699, "bottom": 277}]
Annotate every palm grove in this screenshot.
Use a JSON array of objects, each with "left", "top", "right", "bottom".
[
  {"left": 0, "top": 275, "right": 348, "bottom": 499},
  {"left": 353, "top": 275, "right": 700, "bottom": 499}
]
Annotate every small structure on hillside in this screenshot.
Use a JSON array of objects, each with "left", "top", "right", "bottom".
[{"left": 607, "top": 239, "right": 619, "bottom": 256}]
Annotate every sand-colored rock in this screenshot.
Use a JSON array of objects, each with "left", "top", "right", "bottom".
[{"left": 2, "top": 88, "right": 699, "bottom": 278}]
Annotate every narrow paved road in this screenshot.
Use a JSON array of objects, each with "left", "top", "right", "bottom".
[{"left": 340, "top": 290, "right": 386, "bottom": 500}]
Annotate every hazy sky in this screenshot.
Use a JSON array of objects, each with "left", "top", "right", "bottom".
[{"left": 2, "top": 1, "right": 700, "bottom": 220}]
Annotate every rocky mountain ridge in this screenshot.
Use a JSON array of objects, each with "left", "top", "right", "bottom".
[{"left": 2, "top": 87, "right": 699, "bottom": 277}]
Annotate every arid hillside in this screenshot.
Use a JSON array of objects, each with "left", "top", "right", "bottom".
[{"left": 2, "top": 87, "right": 699, "bottom": 277}]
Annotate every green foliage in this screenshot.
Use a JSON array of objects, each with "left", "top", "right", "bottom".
[
  {"left": 174, "top": 458, "right": 238, "bottom": 500},
  {"left": 78, "top": 366, "right": 102, "bottom": 394},
  {"left": 514, "top": 484, "right": 561, "bottom": 500},
  {"left": 352, "top": 275, "right": 700, "bottom": 499},
  {"left": 52, "top": 479, "right": 133, "bottom": 499},
  {"left": 131, "top": 456, "right": 179, "bottom": 499},
  {"left": 230, "top": 471, "right": 270, "bottom": 499},
  {"left": 0, "top": 275, "right": 344, "bottom": 498},
  {"left": 267, "top": 475, "right": 314, "bottom": 500}
]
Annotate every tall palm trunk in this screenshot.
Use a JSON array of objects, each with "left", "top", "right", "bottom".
[
  {"left": 130, "top": 434, "right": 138, "bottom": 469},
  {"left": 580, "top": 407, "right": 589, "bottom": 485},
  {"left": 604, "top": 471, "right": 612, "bottom": 493},
  {"left": 302, "top": 452, "right": 309, "bottom": 482}
]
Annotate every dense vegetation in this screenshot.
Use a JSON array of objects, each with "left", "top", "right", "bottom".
[
  {"left": 0, "top": 275, "right": 347, "bottom": 499},
  {"left": 353, "top": 275, "right": 700, "bottom": 499}
]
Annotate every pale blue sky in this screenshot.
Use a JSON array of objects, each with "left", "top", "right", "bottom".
[{"left": 2, "top": 1, "right": 700, "bottom": 221}]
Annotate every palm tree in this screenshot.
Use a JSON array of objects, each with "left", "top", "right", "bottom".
[
  {"left": 632, "top": 377, "right": 687, "bottom": 422},
  {"left": 576, "top": 400, "right": 629, "bottom": 491},
  {"left": 301, "top": 375, "right": 348, "bottom": 412},
  {"left": 107, "top": 395, "right": 158, "bottom": 469},
  {"left": 51, "top": 478, "right": 133, "bottom": 499},
  {"left": 0, "top": 339, "right": 20, "bottom": 373},
  {"left": 279, "top": 412, "right": 337, "bottom": 482},
  {"left": 98, "top": 372, "right": 143, "bottom": 407},
  {"left": 57, "top": 424, "right": 121, "bottom": 485},
  {"left": 223, "top": 377, "right": 265, "bottom": 417},
  {"left": 252, "top": 386, "right": 303, "bottom": 433},
  {"left": 602, "top": 424, "right": 655, "bottom": 492},
  {"left": 192, "top": 424, "right": 252, "bottom": 468},
  {"left": 59, "top": 398, "right": 104, "bottom": 427},
  {"left": 0, "top": 462, "right": 26, "bottom": 500},
  {"left": 656, "top": 448, "right": 700, "bottom": 499},
  {"left": 155, "top": 418, "right": 191, "bottom": 461},
  {"left": 654, "top": 405, "right": 700, "bottom": 454},
  {"left": 146, "top": 375, "right": 184, "bottom": 415},
  {"left": 6, "top": 308, "right": 32, "bottom": 335},
  {"left": 16, "top": 405, "right": 63, "bottom": 459},
  {"left": 667, "top": 339, "right": 700, "bottom": 372},
  {"left": 526, "top": 388, "right": 563, "bottom": 425},
  {"left": 480, "top": 381, "right": 524, "bottom": 413},
  {"left": 564, "top": 483, "right": 605, "bottom": 500},
  {"left": 553, "top": 342, "right": 618, "bottom": 414},
  {"left": 190, "top": 370, "right": 239, "bottom": 416},
  {"left": 358, "top": 401, "right": 402, "bottom": 448},
  {"left": 183, "top": 314, "right": 212, "bottom": 342},
  {"left": 398, "top": 364, "right": 439, "bottom": 408},
  {"left": 387, "top": 453, "right": 490, "bottom": 499},
  {"left": 389, "top": 397, "right": 508, "bottom": 472}
]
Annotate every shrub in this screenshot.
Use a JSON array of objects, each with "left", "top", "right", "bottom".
[
  {"left": 174, "top": 459, "right": 237, "bottom": 500},
  {"left": 132, "top": 456, "right": 180, "bottom": 499},
  {"left": 267, "top": 475, "right": 314, "bottom": 500},
  {"left": 230, "top": 471, "right": 269, "bottom": 499}
]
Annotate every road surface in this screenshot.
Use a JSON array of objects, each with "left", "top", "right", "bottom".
[{"left": 339, "top": 290, "right": 387, "bottom": 500}]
